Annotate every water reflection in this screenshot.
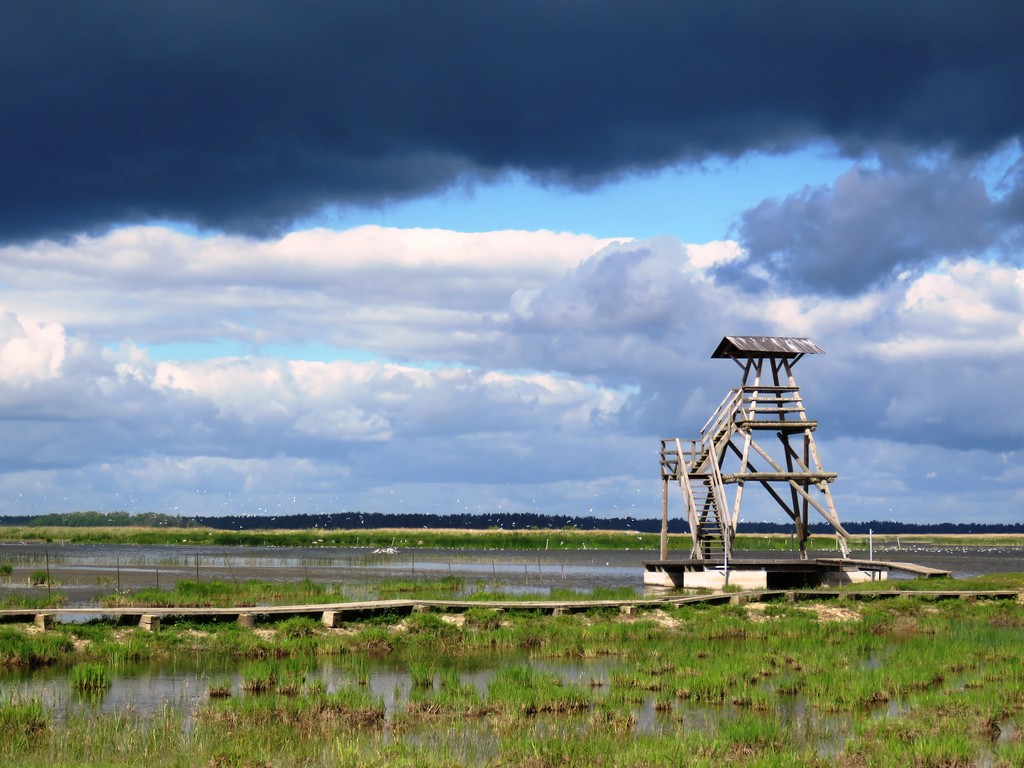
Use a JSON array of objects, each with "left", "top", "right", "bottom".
[
  {"left": 1, "top": 651, "right": 894, "bottom": 756},
  {"left": 0, "top": 541, "right": 656, "bottom": 606},
  {"left": 4, "top": 541, "right": 1023, "bottom": 608}
]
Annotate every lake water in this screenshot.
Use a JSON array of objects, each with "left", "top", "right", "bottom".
[
  {"left": 1, "top": 540, "right": 1022, "bottom": 606},
  {"left": 1, "top": 541, "right": 652, "bottom": 605},
  {"left": 2, "top": 540, "right": 1021, "bottom": 758}
]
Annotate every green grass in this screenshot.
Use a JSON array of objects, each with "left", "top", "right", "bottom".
[
  {"left": 69, "top": 662, "right": 111, "bottom": 692},
  {"left": 240, "top": 660, "right": 278, "bottom": 693},
  {"left": 200, "top": 683, "right": 385, "bottom": 730},
  {"left": 487, "top": 664, "right": 592, "bottom": 716},
  {"left": 100, "top": 577, "right": 331, "bottom": 608},
  {"left": 3, "top": 577, "right": 1024, "bottom": 766},
  {"left": 839, "top": 571, "right": 1024, "bottom": 593},
  {"left": 0, "top": 698, "right": 48, "bottom": 742},
  {"left": 0, "top": 523, "right": 678, "bottom": 551},
  {"left": 375, "top": 576, "right": 463, "bottom": 598},
  {"left": 0, "top": 593, "right": 68, "bottom": 609},
  {"left": 0, "top": 626, "right": 75, "bottom": 667}
]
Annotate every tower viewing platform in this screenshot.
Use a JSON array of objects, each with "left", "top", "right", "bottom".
[{"left": 646, "top": 335, "right": 871, "bottom": 589}]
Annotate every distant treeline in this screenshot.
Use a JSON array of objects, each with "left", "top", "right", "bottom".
[
  {"left": 1, "top": 510, "right": 1022, "bottom": 535},
  {"left": 0, "top": 511, "right": 198, "bottom": 528}
]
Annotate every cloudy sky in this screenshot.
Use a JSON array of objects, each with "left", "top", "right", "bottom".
[{"left": 2, "top": 2, "right": 1023, "bottom": 526}]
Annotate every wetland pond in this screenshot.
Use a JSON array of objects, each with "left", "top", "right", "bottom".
[
  {"left": 2, "top": 541, "right": 1023, "bottom": 766},
  {"left": 2, "top": 650, "right": 867, "bottom": 757},
  {"left": 2, "top": 539, "right": 1022, "bottom": 604}
]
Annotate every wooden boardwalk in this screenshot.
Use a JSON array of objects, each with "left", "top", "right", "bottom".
[
  {"left": 816, "top": 557, "right": 951, "bottom": 577},
  {"left": 1, "top": 588, "right": 1018, "bottom": 630},
  {"left": 643, "top": 557, "right": 952, "bottom": 589}
]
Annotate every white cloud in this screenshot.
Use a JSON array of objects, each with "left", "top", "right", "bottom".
[
  {"left": 0, "top": 225, "right": 624, "bottom": 359},
  {"left": 0, "top": 226, "right": 1022, "bottom": 526},
  {"left": 0, "top": 224, "right": 619, "bottom": 294},
  {"left": 0, "top": 308, "right": 67, "bottom": 386}
]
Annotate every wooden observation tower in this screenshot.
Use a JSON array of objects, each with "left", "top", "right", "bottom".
[{"left": 659, "top": 336, "right": 853, "bottom": 562}]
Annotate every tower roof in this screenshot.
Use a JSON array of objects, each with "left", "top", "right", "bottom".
[{"left": 711, "top": 336, "right": 824, "bottom": 359}]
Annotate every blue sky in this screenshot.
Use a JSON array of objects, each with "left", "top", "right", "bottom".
[
  {"left": 328, "top": 149, "right": 857, "bottom": 242},
  {"left": 2, "top": 3, "right": 1024, "bottom": 528}
]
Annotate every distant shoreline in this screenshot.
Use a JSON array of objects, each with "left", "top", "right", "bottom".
[
  {"left": 2, "top": 510, "right": 1023, "bottom": 537},
  {"left": 1, "top": 523, "right": 1022, "bottom": 551}
]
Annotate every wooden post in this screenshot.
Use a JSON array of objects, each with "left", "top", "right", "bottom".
[{"left": 660, "top": 475, "right": 669, "bottom": 560}]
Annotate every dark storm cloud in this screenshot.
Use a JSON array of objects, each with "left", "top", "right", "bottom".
[
  {"left": 724, "top": 155, "right": 1003, "bottom": 295},
  {"left": 3, "top": 1, "right": 1024, "bottom": 242}
]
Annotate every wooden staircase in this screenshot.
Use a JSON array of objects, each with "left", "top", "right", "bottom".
[
  {"left": 660, "top": 390, "right": 738, "bottom": 560},
  {"left": 658, "top": 336, "right": 853, "bottom": 563}
]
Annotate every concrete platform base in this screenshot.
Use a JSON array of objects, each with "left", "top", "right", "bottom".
[{"left": 643, "top": 557, "right": 889, "bottom": 590}]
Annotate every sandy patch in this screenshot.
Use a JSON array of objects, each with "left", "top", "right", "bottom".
[
  {"left": 797, "top": 603, "right": 861, "bottom": 622},
  {"left": 181, "top": 628, "right": 211, "bottom": 638},
  {"left": 647, "top": 609, "right": 683, "bottom": 629},
  {"left": 744, "top": 603, "right": 774, "bottom": 623},
  {"left": 325, "top": 626, "right": 356, "bottom": 636},
  {"left": 740, "top": 601, "right": 860, "bottom": 622}
]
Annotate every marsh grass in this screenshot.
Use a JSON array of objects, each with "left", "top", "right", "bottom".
[
  {"left": 4, "top": 584, "right": 1024, "bottom": 766},
  {"left": 0, "top": 522, "right": 836, "bottom": 554},
  {"left": 408, "top": 660, "right": 436, "bottom": 688},
  {"left": 339, "top": 653, "right": 372, "bottom": 686},
  {"left": 839, "top": 571, "right": 1024, "bottom": 593},
  {"left": 6, "top": 523, "right": 1024, "bottom": 554},
  {"left": 0, "top": 626, "right": 74, "bottom": 668},
  {"left": 375, "top": 575, "right": 463, "bottom": 599},
  {"left": 201, "top": 683, "right": 385, "bottom": 731},
  {"left": 0, "top": 697, "right": 47, "bottom": 744},
  {"left": 462, "top": 606, "right": 503, "bottom": 630},
  {"left": 487, "top": 665, "right": 591, "bottom": 716},
  {"left": 69, "top": 662, "right": 111, "bottom": 698},
  {"left": 276, "top": 615, "right": 322, "bottom": 638},
  {"left": 100, "top": 577, "right": 330, "bottom": 608},
  {"left": 206, "top": 680, "right": 232, "bottom": 699},
  {"left": 405, "top": 667, "right": 487, "bottom": 718},
  {"left": 240, "top": 660, "right": 277, "bottom": 693}
]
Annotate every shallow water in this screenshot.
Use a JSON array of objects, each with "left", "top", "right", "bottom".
[
  {"left": 0, "top": 651, "right": 869, "bottom": 755},
  {"left": 0, "top": 541, "right": 651, "bottom": 605},
  {"left": 4, "top": 555, "right": 1020, "bottom": 763},
  {"left": 2, "top": 541, "right": 1021, "bottom": 606}
]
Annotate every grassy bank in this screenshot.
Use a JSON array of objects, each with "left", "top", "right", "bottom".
[
  {"left": 0, "top": 524, "right": 667, "bottom": 550},
  {"left": 2, "top": 575, "right": 1024, "bottom": 766},
  {"left": 4, "top": 524, "right": 1023, "bottom": 552}
]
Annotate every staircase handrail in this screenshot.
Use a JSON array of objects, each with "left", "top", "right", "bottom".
[
  {"left": 706, "top": 438, "right": 731, "bottom": 557},
  {"left": 675, "top": 438, "right": 702, "bottom": 557},
  {"left": 700, "top": 388, "right": 744, "bottom": 443}
]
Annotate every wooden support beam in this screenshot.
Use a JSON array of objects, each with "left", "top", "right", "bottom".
[
  {"left": 720, "top": 472, "right": 837, "bottom": 482},
  {"left": 660, "top": 476, "right": 669, "bottom": 561}
]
